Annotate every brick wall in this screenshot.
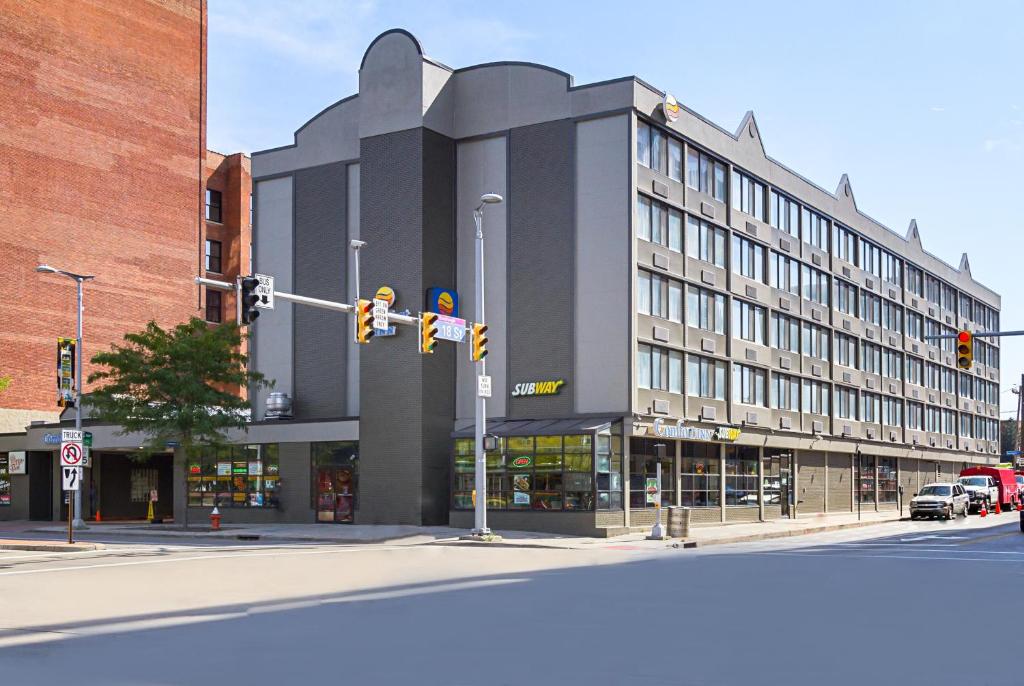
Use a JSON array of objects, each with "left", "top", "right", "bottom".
[{"left": 0, "top": 0, "right": 204, "bottom": 431}]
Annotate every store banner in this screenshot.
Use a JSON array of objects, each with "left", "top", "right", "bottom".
[{"left": 56, "top": 337, "right": 76, "bottom": 407}]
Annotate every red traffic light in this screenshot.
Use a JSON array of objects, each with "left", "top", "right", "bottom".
[{"left": 957, "top": 331, "right": 971, "bottom": 343}]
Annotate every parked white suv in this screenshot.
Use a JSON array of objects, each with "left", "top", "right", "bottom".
[
  {"left": 957, "top": 475, "right": 999, "bottom": 512},
  {"left": 910, "top": 483, "right": 970, "bottom": 520}
]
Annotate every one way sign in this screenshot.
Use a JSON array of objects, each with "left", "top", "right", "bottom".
[{"left": 62, "top": 466, "right": 82, "bottom": 491}]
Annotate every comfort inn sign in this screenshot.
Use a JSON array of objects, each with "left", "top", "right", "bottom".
[{"left": 652, "top": 419, "right": 741, "bottom": 442}]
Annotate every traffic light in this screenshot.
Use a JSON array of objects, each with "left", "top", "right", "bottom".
[
  {"left": 956, "top": 330, "right": 973, "bottom": 370},
  {"left": 471, "top": 323, "right": 488, "bottom": 361},
  {"left": 355, "top": 299, "right": 375, "bottom": 344},
  {"left": 239, "top": 277, "right": 260, "bottom": 325},
  {"left": 420, "top": 312, "right": 438, "bottom": 354}
]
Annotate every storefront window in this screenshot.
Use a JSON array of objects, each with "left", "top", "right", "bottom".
[
  {"left": 629, "top": 438, "right": 674, "bottom": 508},
  {"left": 878, "top": 457, "right": 897, "bottom": 503},
  {"left": 453, "top": 431, "right": 615, "bottom": 512},
  {"left": 596, "top": 428, "right": 623, "bottom": 510},
  {"left": 725, "top": 446, "right": 758, "bottom": 506},
  {"left": 187, "top": 444, "right": 280, "bottom": 508},
  {"left": 858, "top": 454, "right": 876, "bottom": 504},
  {"left": 680, "top": 442, "right": 720, "bottom": 507},
  {"left": 312, "top": 441, "right": 358, "bottom": 523},
  {"left": 0, "top": 454, "right": 10, "bottom": 506}
]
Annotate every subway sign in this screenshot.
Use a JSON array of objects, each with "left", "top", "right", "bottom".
[
  {"left": 653, "top": 418, "right": 741, "bottom": 442},
  {"left": 511, "top": 379, "right": 565, "bottom": 397}
]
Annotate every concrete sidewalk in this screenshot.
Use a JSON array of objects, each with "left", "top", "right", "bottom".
[
  {"left": 0, "top": 507, "right": 973, "bottom": 551},
  {"left": 0, "top": 539, "right": 104, "bottom": 552}
]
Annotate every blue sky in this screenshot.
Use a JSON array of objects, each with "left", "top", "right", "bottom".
[{"left": 208, "top": 0, "right": 1024, "bottom": 414}]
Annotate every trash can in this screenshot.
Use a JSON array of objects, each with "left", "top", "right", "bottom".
[{"left": 668, "top": 506, "right": 691, "bottom": 539}]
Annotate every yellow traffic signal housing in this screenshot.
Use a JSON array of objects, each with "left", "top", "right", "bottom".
[
  {"left": 471, "top": 323, "right": 488, "bottom": 361},
  {"left": 420, "top": 312, "right": 439, "bottom": 354},
  {"left": 956, "top": 330, "right": 973, "bottom": 370},
  {"left": 355, "top": 299, "right": 375, "bottom": 344}
]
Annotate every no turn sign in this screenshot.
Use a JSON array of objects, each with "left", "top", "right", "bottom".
[{"left": 61, "top": 441, "right": 83, "bottom": 467}]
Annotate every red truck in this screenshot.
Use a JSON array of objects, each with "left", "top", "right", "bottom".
[{"left": 959, "top": 466, "right": 1019, "bottom": 512}]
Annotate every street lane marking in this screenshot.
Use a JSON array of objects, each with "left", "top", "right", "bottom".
[{"left": 761, "top": 551, "right": 1024, "bottom": 563}]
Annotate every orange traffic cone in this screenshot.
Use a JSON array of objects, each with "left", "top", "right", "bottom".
[
  {"left": 995, "top": 501, "right": 1002, "bottom": 515},
  {"left": 95, "top": 510, "right": 101, "bottom": 523},
  {"left": 980, "top": 502, "right": 988, "bottom": 517}
]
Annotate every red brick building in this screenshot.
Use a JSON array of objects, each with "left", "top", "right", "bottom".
[{"left": 0, "top": 0, "right": 207, "bottom": 432}]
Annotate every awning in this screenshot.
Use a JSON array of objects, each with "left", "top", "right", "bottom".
[{"left": 451, "top": 416, "right": 623, "bottom": 439}]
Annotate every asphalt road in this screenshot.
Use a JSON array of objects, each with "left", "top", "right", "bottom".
[{"left": 1, "top": 516, "right": 1022, "bottom": 686}]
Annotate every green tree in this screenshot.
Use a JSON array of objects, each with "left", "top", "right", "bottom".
[
  {"left": 0, "top": 376, "right": 10, "bottom": 393},
  {"left": 87, "top": 318, "right": 270, "bottom": 524}
]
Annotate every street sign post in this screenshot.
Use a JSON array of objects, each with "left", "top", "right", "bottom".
[
  {"left": 254, "top": 274, "right": 275, "bottom": 309},
  {"left": 435, "top": 314, "right": 466, "bottom": 343},
  {"left": 59, "top": 428, "right": 84, "bottom": 544}
]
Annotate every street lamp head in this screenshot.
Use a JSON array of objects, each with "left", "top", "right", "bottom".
[
  {"left": 349, "top": 240, "right": 366, "bottom": 250},
  {"left": 480, "top": 193, "right": 503, "bottom": 205},
  {"left": 35, "top": 264, "right": 58, "bottom": 274}
]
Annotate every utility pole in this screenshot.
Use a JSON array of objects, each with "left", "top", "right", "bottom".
[{"left": 1018, "top": 373, "right": 1023, "bottom": 459}]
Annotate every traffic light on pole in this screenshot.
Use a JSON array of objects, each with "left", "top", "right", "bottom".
[
  {"left": 355, "top": 299, "right": 375, "bottom": 344},
  {"left": 240, "top": 277, "right": 260, "bottom": 326},
  {"left": 471, "top": 323, "right": 488, "bottom": 362},
  {"left": 420, "top": 312, "right": 438, "bottom": 354},
  {"left": 956, "top": 330, "right": 973, "bottom": 370}
]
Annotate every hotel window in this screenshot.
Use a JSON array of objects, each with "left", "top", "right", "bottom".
[
  {"left": 801, "top": 207, "right": 829, "bottom": 250},
  {"left": 860, "top": 342, "right": 881, "bottom": 374},
  {"left": 924, "top": 363, "right": 940, "bottom": 391},
  {"left": 686, "top": 148, "right": 727, "bottom": 202},
  {"left": 834, "top": 277, "right": 857, "bottom": 316},
  {"left": 770, "top": 372, "right": 800, "bottom": 411},
  {"left": 637, "top": 196, "right": 682, "bottom": 252},
  {"left": 668, "top": 280, "right": 682, "bottom": 323},
  {"left": 960, "top": 414, "right": 973, "bottom": 438},
  {"left": 769, "top": 190, "right": 800, "bottom": 238},
  {"left": 939, "top": 324, "right": 956, "bottom": 354},
  {"left": 801, "top": 322, "right": 829, "bottom": 361},
  {"left": 206, "top": 189, "right": 222, "bottom": 223},
  {"left": 205, "top": 239, "right": 222, "bottom": 273},
  {"left": 637, "top": 121, "right": 669, "bottom": 174},
  {"left": 925, "top": 274, "right": 940, "bottom": 305},
  {"left": 882, "top": 300, "right": 903, "bottom": 333},
  {"left": 731, "top": 169, "right": 765, "bottom": 221},
  {"left": 959, "top": 294, "right": 973, "bottom": 323},
  {"left": 205, "top": 289, "right": 222, "bottom": 324},
  {"left": 833, "top": 225, "right": 857, "bottom": 264},
  {"left": 800, "top": 264, "right": 829, "bottom": 306},
  {"left": 649, "top": 126, "right": 667, "bottom": 175},
  {"left": 686, "top": 215, "right": 726, "bottom": 267},
  {"left": 835, "top": 333, "right": 857, "bottom": 368},
  {"left": 668, "top": 138, "right": 683, "bottom": 181},
  {"left": 881, "top": 251, "right": 902, "bottom": 286},
  {"left": 940, "top": 283, "right": 956, "bottom": 312},
  {"left": 733, "top": 364, "right": 767, "bottom": 406},
  {"left": 686, "top": 285, "right": 726, "bottom": 334},
  {"left": 725, "top": 446, "right": 759, "bottom": 506},
  {"left": 860, "top": 240, "right": 881, "bottom": 277},
  {"left": 924, "top": 319, "right": 941, "bottom": 347},
  {"left": 686, "top": 354, "right": 726, "bottom": 400},
  {"left": 801, "top": 379, "right": 830, "bottom": 416},
  {"left": 834, "top": 386, "right": 858, "bottom": 420},
  {"left": 906, "top": 312, "right": 923, "bottom": 341},
  {"left": 770, "top": 252, "right": 800, "bottom": 296},
  {"left": 861, "top": 392, "right": 881, "bottom": 423},
  {"left": 906, "top": 265, "right": 923, "bottom": 297},
  {"left": 882, "top": 397, "right": 902, "bottom": 426},
  {"left": 732, "top": 299, "right": 766, "bottom": 345},
  {"left": 907, "top": 401, "right": 923, "bottom": 430},
  {"left": 669, "top": 348, "right": 683, "bottom": 393},
  {"left": 770, "top": 312, "right": 800, "bottom": 353},
  {"left": 637, "top": 344, "right": 682, "bottom": 393},
  {"left": 941, "top": 367, "right": 956, "bottom": 395},
  {"left": 959, "top": 373, "right": 974, "bottom": 399},
  {"left": 906, "top": 356, "right": 923, "bottom": 385},
  {"left": 941, "top": 408, "right": 956, "bottom": 435},
  {"left": 732, "top": 236, "right": 766, "bottom": 283},
  {"left": 882, "top": 349, "right": 903, "bottom": 380},
  {"left": 637, "top": 270, "right": 668, "bottom": 319},
  {"left": 860, "top": 292, "right": 881, "bottom": 326},
  {"left": 637, "top": 196, "right": 652, "bottom": 241},
  {"left": 681, "top": 443, "right": 720, "bottom": 507},
  {"left": 637, "top": 121, "right": 650, "bottom": 166}
]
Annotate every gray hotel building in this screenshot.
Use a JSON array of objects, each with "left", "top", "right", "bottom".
[{"left": 2, "top": 29, "right": 999, "bottom": 533}]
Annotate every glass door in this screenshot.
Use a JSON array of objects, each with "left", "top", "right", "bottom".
[
  {"left": 316, "top": 467, "right": 355, "bottom": 523},
  {"left": 779, "top": 453, "right": 792, "bottom": 518}
]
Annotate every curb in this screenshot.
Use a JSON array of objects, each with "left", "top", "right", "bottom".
[
  {"left": 0, "top": 542, "right": 105, "bottom": 552},
  {"left": 674, "top": 516, "right": 907, "bottom": 548}
]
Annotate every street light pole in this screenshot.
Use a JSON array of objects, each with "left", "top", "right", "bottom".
[
  {"left": 472, "top": 193, "right": 502, "bottom": 536},
  {"left": 36, "top": 265, "right": 94, "bottom": 529}
]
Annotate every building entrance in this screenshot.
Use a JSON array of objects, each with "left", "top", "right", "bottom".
[
  {"left": 763, "top": 450, "right": 793, "bottom": 518},
  {"left": 99, "top": 453, "right": 173, "bottom": 520},
  {"left": 28, "top": 451, "right": 52, "bottom": 521},
  {"left": 312, "top": 442, "right": 358, "bottom": 523}
]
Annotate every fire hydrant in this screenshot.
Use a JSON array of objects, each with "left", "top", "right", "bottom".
[{"left": 209, "top": 506, "right": 222, "bottom": 531}]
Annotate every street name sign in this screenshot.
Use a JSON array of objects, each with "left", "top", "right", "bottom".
[
  {"left": 435, "top": 315, "right": 466, "bottom": 343},
  {"left": 62, "top": 466, "right": 82, "bottom": 491}
]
